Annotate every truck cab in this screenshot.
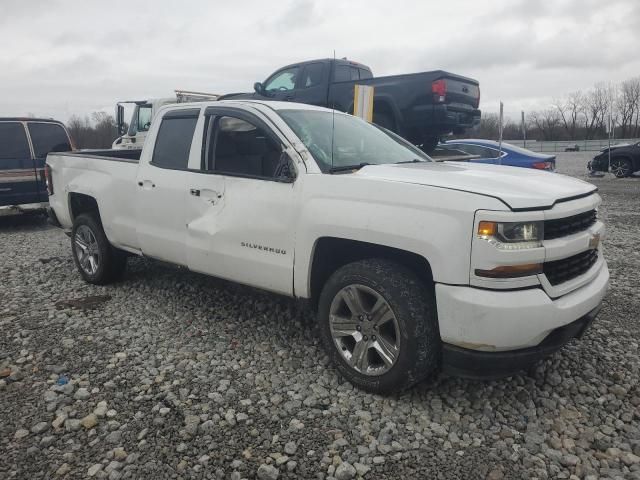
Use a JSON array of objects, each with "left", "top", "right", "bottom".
[
  {"left": 112, "top": 90, "right": 220, "bottom": 150},
  {"left": 0, "top": 118, "right": 72, "bottom": 210}
]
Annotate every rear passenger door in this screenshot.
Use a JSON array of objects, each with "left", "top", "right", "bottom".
[
  {"left": 135, "top": 108, "right": 200, "bottom": 266},
  {"left": 26, "top": 122, "right": 72, "bottom": 202},
  {"left": 184, "top": 107, "right": 298, "bottom": 295},
  {"left": 0, "top": 121, "right": 38, "bottom": 207},
  {"left": 294, "top": 62, "right": 327, "bottom": 106}
]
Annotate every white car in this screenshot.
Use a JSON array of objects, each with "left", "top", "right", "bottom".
[{"left": 45, "top": 100, "right": 608, "bottom": 393}]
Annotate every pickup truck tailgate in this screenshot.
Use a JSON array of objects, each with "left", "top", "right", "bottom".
[{"left": 438, "top": 74, "right": 480, "bottom": 110}]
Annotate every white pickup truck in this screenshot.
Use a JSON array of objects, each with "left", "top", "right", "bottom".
[{"left": 46, "top": 100, "right": 609, "bottom": 393}]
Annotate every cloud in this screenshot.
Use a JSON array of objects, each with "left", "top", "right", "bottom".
[{"left": 0, "top": 0, "right": 638, "bottom": 121}]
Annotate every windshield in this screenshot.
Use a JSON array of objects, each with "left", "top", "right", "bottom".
[{"left": 278, "top": 109, "right": 431, "bottom": 172}]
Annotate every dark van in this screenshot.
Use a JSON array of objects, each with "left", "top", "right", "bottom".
[{"left": 0, "top": 118, "right": 72, "bottom": 210}]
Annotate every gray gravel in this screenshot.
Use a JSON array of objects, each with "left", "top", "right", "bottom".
[{"left": 1, "top": 152, "right": 639, "bottom": 479}]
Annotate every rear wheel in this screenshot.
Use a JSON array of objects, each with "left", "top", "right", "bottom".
[
  {"left": 318, "top": 259, "right": 440, "bottom": 393},
  {"left": 71, "top": 214, "right": 127, "bottom": 285},
  {"left": 419, "top": 136, "right": 440, "bottom": 154},
  {"left": 610, "top": 158, "right": 633, "bottom": 178}
]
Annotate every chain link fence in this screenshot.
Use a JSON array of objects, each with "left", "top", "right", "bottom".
[{"left": 507, "top": 138, "right": 640, "bottom": 153}]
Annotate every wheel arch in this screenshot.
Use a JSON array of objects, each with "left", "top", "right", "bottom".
[
  {"left": 307, "top": 236, "right": 434, "bottom": 309},
  {"left": 68, "top": 192, "right": 101, "bottom": 222}
]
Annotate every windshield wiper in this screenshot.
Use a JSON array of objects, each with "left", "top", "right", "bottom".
[
  {"left": 328, "top": 162, "right": 372, "bottom": 173},
  {"left": 395, "top": 159, "right": 425, "bottom": 164}
]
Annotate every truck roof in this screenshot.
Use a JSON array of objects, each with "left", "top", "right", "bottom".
[
  {"left": 160, "top": 99, "right": 339, "bottom": 114},
  {"left": 0, "top": 117, "right": 66, "bottom": 124},
  {"left": 276, "top": 57, "right": 371, "bottom": 71}
]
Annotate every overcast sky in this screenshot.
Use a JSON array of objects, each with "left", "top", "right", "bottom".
[{"left": 1, "top": 0, "right": 639, "bottom": 122}]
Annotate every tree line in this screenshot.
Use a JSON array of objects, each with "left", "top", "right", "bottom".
[
  {"left": 66, "top": 112, "right": 120, "bottom": 149},
  {"left": 473, "top": 77, "right": 640, "bottom": 142}
]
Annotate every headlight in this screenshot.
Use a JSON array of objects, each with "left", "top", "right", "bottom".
[{"left": 477, "top": 221, "right": 543, "bottom": 250}]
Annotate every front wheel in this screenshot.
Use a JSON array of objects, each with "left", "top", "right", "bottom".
[
  {"left": 610, "top": 158, "right": 633, "bottom": 178},
  {"left": 318, "top": 259, "right": 440, "bottom": 394},
  {"left": 71, "top": 214, "right": 127, "bottom": 285}
]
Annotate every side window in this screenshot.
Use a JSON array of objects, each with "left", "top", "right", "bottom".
[
  {"left": 359, "top": 68, "right": 373, "bottom": 80},
  {"left": 264, "top": 67, "right": 299, "bottom": 92},
  {"left": 137, "top": 105, "right": 153, "bottom": 132},
  {"left": 300, "top": 63, "right": 325, "bottom": 88},
  {"left": 151, "top": 115, "right": 198, "bottom": 169},
  {"left": 453, "top": 144, "right": 497, "bottom": 158},
  {"left": 350, "top": 67, "right": 360, "bottom": 80},
  {"left": 209, "top": 115, "right": 283, "bottom": 179},
  {"left": 0, "top": 123, "right": 31, "bottom": 167},
  {"left": 334, "top": 65, "right": 350, "bottom": 82},
  {"left": 27, "top": 123, "right": 71, "bottom": 158}
]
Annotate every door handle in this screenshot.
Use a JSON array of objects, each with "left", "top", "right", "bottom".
[
  {"left": 139, "top": 180, "right": 155, "bottom": 188},
  {"left": 190, "top": 188, "right": 200, "bottom": 196}
]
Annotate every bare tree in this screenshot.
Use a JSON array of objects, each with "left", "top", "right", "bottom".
[
  {"left": 66, "top": 112, "right": 119, "bottom": 149},
  {"left": 529, "top": 109, "right": 561, "bottom": 141},
  {"left": 553, "top": 91, "right": 583, "bottom": 140}
]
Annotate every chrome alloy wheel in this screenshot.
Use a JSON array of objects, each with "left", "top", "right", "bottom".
[
  {"left": 329, "top": 284, "right": 401, "bottom": 376},
  {"left": 74, "top": 225, "right": 100, "bottom": 275}
]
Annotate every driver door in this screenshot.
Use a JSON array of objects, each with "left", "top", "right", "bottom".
[{"left": 256, "top": 66, "right": 300, "bottom": 102}]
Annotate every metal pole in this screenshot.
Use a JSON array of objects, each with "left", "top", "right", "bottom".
[
  {"left": 498, "top": 101, "right": 504, "bottom": 164},
  {"left": 521, "top": 110, "right": 526, "bottom": 149}
]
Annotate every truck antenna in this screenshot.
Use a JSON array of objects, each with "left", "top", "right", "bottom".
[{"left": 331, "top": 49, "right": 336, "bottom": 170}]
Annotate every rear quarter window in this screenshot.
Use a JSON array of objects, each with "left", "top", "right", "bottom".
[
  {"left": 151, "top": 115, "right": 198, "bottom": 169},
  {"left": 0, "top": 122, "right": 31, "bottom": 166},
  {"left": 27, "top": 123, "right": 71, "bottom": 158}
]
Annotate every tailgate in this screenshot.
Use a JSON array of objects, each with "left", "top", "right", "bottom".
[{"left": 439, "top": 74, "right": 480, "bottom": 111}]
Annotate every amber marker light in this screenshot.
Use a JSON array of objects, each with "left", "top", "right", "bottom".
[{"left": 477, "top": 221, "right": 497, "bottom": 237}]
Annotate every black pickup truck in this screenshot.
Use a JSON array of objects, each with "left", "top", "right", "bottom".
[{"left": 221, "top": 58, "right": 481, "bottom": 152}]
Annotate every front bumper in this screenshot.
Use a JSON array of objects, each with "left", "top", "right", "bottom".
[
  {"left": 589, "top": 155, "right": 608, "bottom": 172},
  {"left": 442, "top": 304, "right": 601, "bottom": 379},
  {"left": 435, "top": 260, "right": 609, "bottom": 377}
]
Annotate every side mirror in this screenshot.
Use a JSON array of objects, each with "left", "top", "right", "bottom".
[
  {"left": 115, "top": 104, "right": 126, "bottom": 136},
  {"left": 254, "top": 82, "right": 264, "bottom": 95},
  {"left": 275, "top": 151, "right": 296, "bottom": 183}
]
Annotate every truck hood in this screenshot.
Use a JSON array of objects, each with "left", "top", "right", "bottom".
[{"left": 356, "top": 161, "right": 596, "bottom": 210}]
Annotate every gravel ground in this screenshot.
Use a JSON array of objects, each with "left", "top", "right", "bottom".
[{"left": 1, "top": 152, "right": 639, "bottom": 480}]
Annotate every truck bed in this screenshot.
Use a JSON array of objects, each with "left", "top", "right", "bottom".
[{"left": 46, "top": 150, "right": 141, "bottom": 250}]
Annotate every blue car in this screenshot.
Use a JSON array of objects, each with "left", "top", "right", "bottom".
[{"left": 436, "top": 139, "right": 556, "bottom": 171}]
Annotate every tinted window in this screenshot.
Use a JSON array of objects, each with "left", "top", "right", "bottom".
[
  {"left": 451, "top": 144, "right": 500, "bottom": 158},
  {"left": 0, "top": 123, "right": 30, "bottom": 162},
  {"left": 334, "top": 65, "right": 350, "bottom": 82},
  {"left": 264, "top": 67, "right": 299, "bottom": 92},
  {"left": 152, "top": 116, "right": 198, "bottom": 169},
  {"left": 137, "top": 105, "right": 153, "bottom": 132},
  {"left": 211, "top": 116, "right": 282, "bottom": 178},
  {"left": 301, "top": 63, "right": 324, "bottom": 88},
  {"left": 28, "top": 123, "right": 71, "bottom": 158},
  {"left": 359, "top": 68, "right": 372, "bottom": 80}
]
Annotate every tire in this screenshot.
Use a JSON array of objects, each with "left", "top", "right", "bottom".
[
  {"left": 71, "top": 213, "right": 127, "bottom": 285},
  {"left": 610, "top": 157, "right": 633, "bottom": 178},
  {"left": 419, "top": 136, "right": 440, "bottom": 154},
  {"left": 318, "top": 259, "right": 440, "bottom": 394}
]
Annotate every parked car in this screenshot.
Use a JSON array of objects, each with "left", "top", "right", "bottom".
[
  {"left": 565, "top": 144, "right": 580, "bottom": 152},
  {"left": 438, "top": 139, "right": 556, "bottom": 170},
  {"left": 46, "top": 100, "right": 607, "bottom": 393},
  {"left": 1, "top": 118, "right": 72, "bottom": 211},
  {"left": 588, "top": 142, "right": 640, "bottom": 178},
  {"left": 220, "top": 58, "right": 481, "bottom": 152}
]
